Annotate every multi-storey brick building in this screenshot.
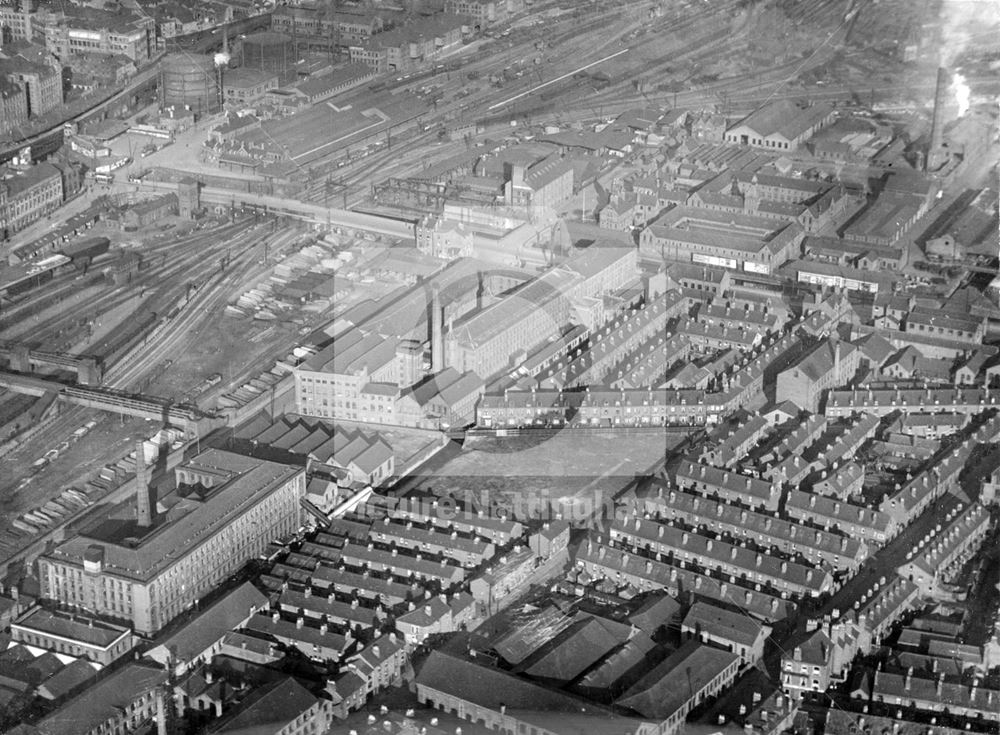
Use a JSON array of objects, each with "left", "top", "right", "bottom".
[
  {"left": 0, "top": 162, "right": 64, "bottom": 235},
  {"left": 0, "top": 77, "right": 28, "bottom": 135},
  {"left": 448, "top": 245, "right": 638, "bottom": 379},
  {"left": 348, "top": 14, "right": 467, "bottom": 73},
  {"left": 639, "top": 206, "right": 803, "bottom": 275},
  {"left": 0, "top": 49, "right": 63, "bottom": 117},
  {"left": 36, "top": 7, "right": 155, "bottom": 64},
  {"left": 775, "top": 338, "right": 860, "bottom": 413},
  {"left": 37, "top": 450, "right": 305, "bottom": 635},
  {"left": 504, "top": 154, "right": 575, "bottom": 216},
  {"left": 270, "top": 8, "right": 385, "bottom": 48},
  {"left": 444, "top": 0, "right": 523, "bottom": 25},
  {"left": 11, "top": 606, "right": 133, "bottom": 666},
  {"left": 34, "top": 662, "right": 169, "bottom": 735},
  {"left": 293, "top": 330, "right": 402, "bottom": 422}
]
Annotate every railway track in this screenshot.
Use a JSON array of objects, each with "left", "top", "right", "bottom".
[
  {"left": 0, "top": 219, "right": 259, "bottom": 351},
  {"left": 104, "top": 224, "right": 280, "bottom": 391}
]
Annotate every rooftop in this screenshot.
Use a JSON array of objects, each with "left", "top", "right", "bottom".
[
  {"left": 0, "top": 163, "right": 61, "bottom": 198},
  {"left": 44, "top": 450, "right": 303, "bottom": 583},
  {"left": 415, "top": 646, "right": 653, "bottom": 730},
  {"left": 728, "top": 100, "right": 834, "bottom": 142},
  {"left": 13, "top": 607, "right": 130, "bottom": 649},
  {"left": 616, "top": 640, "right": 740, "bottom": 720},
  {"left": 682, "top": 601, "right": 768, "bottom": 647},
  {"left": 301, "top": 331, "right": 397, "bottom": 375},
  {"left": 35, "top": 662, "right": 168, "bottom": 735},
  {"left": 148, "top": 582, "right": 267, "bottom": 664},
  {"left": 209, "top": 677, "right": 318, "bottom": 734},
  {"left": 290, "top": 62, "right": 373, "bottom": 97}
]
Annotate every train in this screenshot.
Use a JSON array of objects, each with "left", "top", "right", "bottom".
[
  {"left": 0, "top": 237, "right": 111, "bottom": 299},
  {"left": 0, "top": 254, "right": 71, "bottom": 297},
  {"left": 87, "top": 308, "right": 159, "bottom": 367}
]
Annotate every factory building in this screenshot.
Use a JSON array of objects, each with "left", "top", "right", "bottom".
[
  {"left": 37, "top": 449, "right": 305, "bottom": 635},
  {"left": 724, "top": 100, "right": 835, "bottom": 152},
  {"left": 639, "top": 206, "right": 803, "bottom": 275},
  {"left": 447, "top": 245, "right": 638, "bottom": 379}
]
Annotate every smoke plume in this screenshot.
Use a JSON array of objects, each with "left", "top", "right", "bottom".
[
  {"left": 950, "top": 72, "right": 970, "bottom": 117},
  {"left": 938, "top": 0, "right": 1000, "bottom": 66}
]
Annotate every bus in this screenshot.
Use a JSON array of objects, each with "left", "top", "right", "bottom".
[{"left": 94, "top": 172, "right": 114, "bottom": 185}]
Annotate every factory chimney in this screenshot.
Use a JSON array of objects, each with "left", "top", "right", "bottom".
[
  {"left": 926, "top": 67, "right": 949, "bottom": 172},
  {"left": 135, "top": 440, "right": 156, "bottom": 528},
  {"left": 431, "top": 285, "right": 445, "bottom": 373}
]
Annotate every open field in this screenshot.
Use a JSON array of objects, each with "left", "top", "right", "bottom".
[{"left": 402, "top": 430, "right": 688, "bottom": 525}]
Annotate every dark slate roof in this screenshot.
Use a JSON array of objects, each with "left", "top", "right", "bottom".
[
  {"left": 681, "top": 601, "right": 767, "bottom": 647},
  {"left": 13, "top": 607, "right": 129, "bottom": 648},
  {"left": 36, "top": 663, "right": 168, "bottom": 735},
  {"left": 520, "top": 617, "right": 630, "bottom": 681},
  {"left": 628, "top": 593, "right": 681, "bottom": 634},
  {"left": 616, "top": 640, "right": 739, "bottom": 720},
  {"left": 36, "top": 659, "right": 98, "bottom": 701},
  {"left": 209, "top": 677, "right": 318, "bottom": 734},
  {"left": 152, "top": 582, "right": 267, "bottom": 664},
  {"left": 416, "top": 648, "right": 640, "bottom": 724},
  {"left": 576, "top": 633, "right": 657, "bottom": 690}
]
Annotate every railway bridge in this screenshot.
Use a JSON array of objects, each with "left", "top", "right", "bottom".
[
  {"left": 139, "top": 181, "right": 419, "bottom": 240},
  {"left": 0, "top": 343, "right": 103, "bottom": 386},
  {"left": 0, "top": 370, "right": 224, "bottom": 436}
]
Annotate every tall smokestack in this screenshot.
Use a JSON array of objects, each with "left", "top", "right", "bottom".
[
  {"left": 135, "top": 440, "right": 155, "bottom": 528},
  {"left": 927, "top": 67, "right": 949, "bottom": 171},
  {"left": 431, "top": 286, "right": 444, "bottom": 373}
]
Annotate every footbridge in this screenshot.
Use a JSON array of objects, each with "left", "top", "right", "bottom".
[
  {"left": 138, "top": 181, "right": 418, "bottom": 240},
  {"left": 0, "top": 370, "right": 224, "bottom": 436}
]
